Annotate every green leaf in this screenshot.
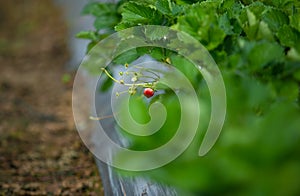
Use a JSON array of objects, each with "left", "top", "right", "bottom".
[
  {"left": 82, "top": 2, "right": 117, "bottom": 17},
  {"left": 247, "top": 41, "right": 284, "bottom": 70},
  {"left": 239, "top": 7, "right": 274, "bottom": 41},
  {"left": 293, "top": 69, "right": 300, "bottom": 81},
  {"left": 136, "top": 47, "right": 151, "bottom": 56},
  {"left": 205, "top": 27, "right": 227, "bottom": 50},
  {"left": 287, "top": 48, "right": 300, "bottom": 61},
  {"left": 155, "top": 0, "right": 183, "bottom": 16},
  {"left": 82, "top": 2, "right": 120, "bottom": 31},
  {"left": 219, "top": 13, "right": 234, "bottom": 35},
  {"left": 239, "top": 8, "right": 259, "bottom": 40},
  {"left": 263, "top": 0, "right": 300, "bottom": 14},
  {"left": 87, "top": 41, "right": 98, "bottom": 53},
  {"left": 246, "top": 8, "right": 257, "bottom": 26},
  {"left": 81, "top": 2, "right": 120, "bottom": 31},
  {"left": 277, "top": 25, "right": 300, "bottom": 51},
  {"left": 144, "top": 26, "right": 169, "bottom": 41},
  {"left": 81, "top": 2, "right": 99, "bottom": 15},
  {"left": 94, "top": 15, "right": 120, "bottom": 30},
  {"left": 238, "top": 1, "right": 267, "bottom": 30},
  {"left": 115, "top": 22, "right": 132, "bottom": 31},
  {"left": 171, "top": 2, "right": 184, "bottom": 15},
  {"left": 136, "top": 47, "right": 167, "bottom": 61},
  {"left": 120, "top": 2, "right": 163, "bottom": 26},
  {"left": 256, "top": 21, "right": 274, "bottom": 41},
  {"left": 228, "top": 53, "right": 243, "bottom": 68},
  {"left": 155, "top": 0, "right": 172, "bottom": 15},
  {"left": 246, "top": 1, "right": 268, "bottom": 19},
  {"left": 76, "top": 31, "right": 98, "bottom": 41},
  {"left": 277, "top": 80, "right": 299, "bottom": 101},
  {"left": 211, "top": 49, "right": 228, "bottom": 67},
  {"left": 169, "top": 53, "right": 199, "bottom": 85},
  {"left": 177, "top": 2, "right": 226, "bottom": 50},
  {"left": 290, "top": 13, "right": 300, "bottom": 32},
  {"left": 174, "top": 0, "right": 199, "bottom": 4},
  {"left": 220, "top": 0, "right": 243, "bottom": 18},
  {"left": 149, "top": 47, "right": 166, "bottom": 60},
  {"left": 113, "top": 49, "right": 140, "bottom": 65},
  {"left": 262, "top": 9, "right": 289, "bottom": 32}
]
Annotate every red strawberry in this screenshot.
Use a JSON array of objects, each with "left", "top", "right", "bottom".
[{"left": 143, "top": 88, "right": 154, "bottom": 98}]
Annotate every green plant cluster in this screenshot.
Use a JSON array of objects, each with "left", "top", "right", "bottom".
[{"left": 78, "top": 0, "right": 300, "bottom": 195}]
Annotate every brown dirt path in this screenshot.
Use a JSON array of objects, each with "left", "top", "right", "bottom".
[{"left": 0, "top": 0, "right": 103, "bottom": 195}]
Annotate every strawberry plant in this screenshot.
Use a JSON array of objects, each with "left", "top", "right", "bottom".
[{"left": 78, "top": 0, "right": 300, "bottom": 195}]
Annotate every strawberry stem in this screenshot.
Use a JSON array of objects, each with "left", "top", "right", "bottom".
[{"left": 101, "top": 68, "right": 152, "bottom": 87}]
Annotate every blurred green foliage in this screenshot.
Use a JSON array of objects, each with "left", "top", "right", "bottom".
[{"left": 78, "top": 0, "right": 300, "bottom": 195}]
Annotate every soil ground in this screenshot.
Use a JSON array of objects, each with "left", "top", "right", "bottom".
[{"left": 0, "top": 0, "right": 103, "bottom": 195}]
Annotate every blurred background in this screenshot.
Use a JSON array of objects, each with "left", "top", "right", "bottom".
[{"left": 0, "top": 0, "right": 103, "bottom": 194}]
